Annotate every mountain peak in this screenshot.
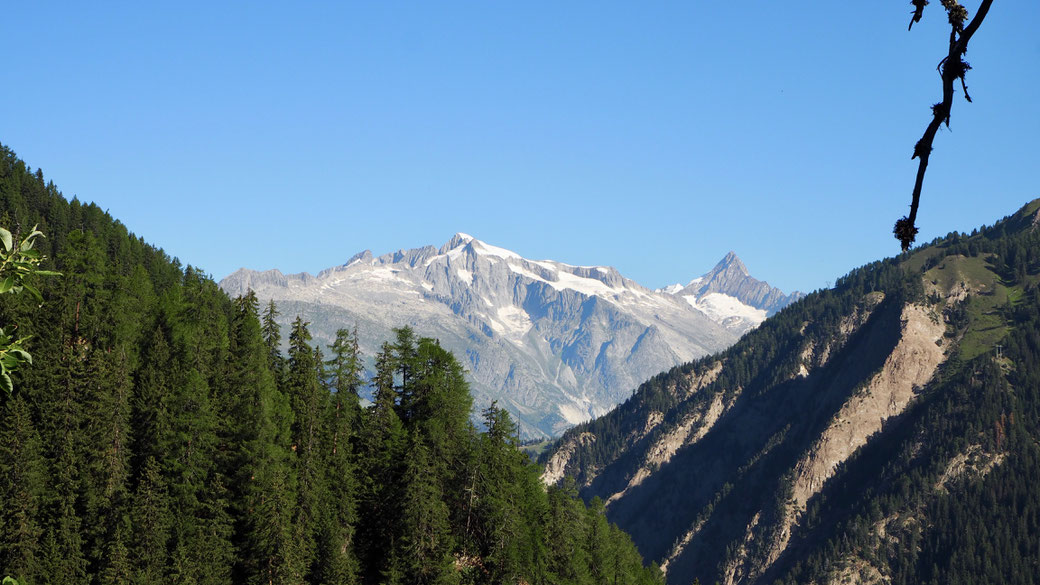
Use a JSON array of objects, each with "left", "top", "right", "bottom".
[
  {"left": 712, "top": 251, "right": 748, "bottom": 276},
  {"left": 671, "top": 251, "right": 802, "bottom": 317},
  {"left": 441, "top": 232, "right": 476, "bottom": 253},
  {"left": 344, "top": 250, "right": 374, "bottom": 266}
]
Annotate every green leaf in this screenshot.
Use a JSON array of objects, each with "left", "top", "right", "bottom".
[
  {"left": 0, "top": 372, "right": 12, "bottom": 394},
  {"left": 34, "top": 270, "right": 62, "bottom": 277},
  {"left": 0, "top": 275, "right": 14, "bottom": 294},
  {"left": 21, "top": 282, "right": 41, "bottom": 302},
  {"left": 19, "top": 249, "right": 40, "bottom": 259},
  {"left": 10, "top": 349, "right": 31, "bottom": 365},
  {"left": 20, "top": 227, "right": 43, "bottom": 251},
  {"left": 0, "top": 227, "right": 11, "bottom": 252}
]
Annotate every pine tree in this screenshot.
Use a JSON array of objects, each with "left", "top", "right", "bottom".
[
  {"left": 545, "top": 478, "right": 593, "bottom": 585},
  {"left": 55, "top": 229, "right": 107, "bottom": 342},
  {"left": 397, "top": 430, "right": 456, "bottom": 585},
  {"left": 191, "top": 477, "right": 235, "bottom": 585},
  {"left": 108, "top": 262, "right": 157, "bottom": 365},
  {"left": 37, "top": 335, "right": 91, "bottom": 585},
  {"left": 223, "top": 291, "right": 290, "bottom": 583},
  {"left": 261, "top": 299, "right": 285, "bottom": 381},
  {"left": 285, "top": 317, "right": 327, "bottom": 582},
  {"left": 585, "top": 497, "right": 612, "bottom": 585},
  {"left": 131, "top": 327, "right": 172, "bottom": 481},
  {"left": 161, "top": 339, "right": 233, "bottom": 584},
  {"left": 314, "top": 328, "right": 363, "bottom": 584},
  {"left": 410, "top": 338, "right": 473, "bottom": 471},
  {"left": 470, "top": 405, "right": 527, "bottom": 583},
  {"left": 99, "top": 519, "right": 132, "bottom": 585},
  {"left": 129, "top": 457, "right": 172, "bottom": 585},
  {"left": 357, "top": 342, "right": 406, "bottom": 583},
  {"left": 241, "top": 399, "right": 297, "bottom": 585},
  {"left": 222, "top": 295, "right": 298, "bottom": 585},
  {"left": 392, "top": 326, "right": 419, "bottom": 422},
  {"left": 325, "top": 326, "right": 364, "bottom": 431},
  {"left": 41, "top": 446, "right": 88, "bottom": 585},
  {"left": 0, "top": 394, "right": 47, "bottom": 583},
  {"left": 81, "top": 347, "right": 133, "bottom": 582}
]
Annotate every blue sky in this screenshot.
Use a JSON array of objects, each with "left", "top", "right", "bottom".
[{"left": 3, "top": 1, "right": 1037, "bottom": 294}]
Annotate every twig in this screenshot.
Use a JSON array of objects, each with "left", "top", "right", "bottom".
[{"left": 894, "top": 0, "right": 993, "bottom": 251}]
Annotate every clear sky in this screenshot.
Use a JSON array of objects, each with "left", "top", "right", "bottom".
[{"left": 3, "top": 1, "right": 1037, "bottom": 294}]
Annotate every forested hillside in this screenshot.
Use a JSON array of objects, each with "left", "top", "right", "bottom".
[
  {"left": 543, "top": 198, "right": 1040, "bottom": 585},
  {"left": 0, "top": 144, "right": 662, "bottom": 585}
]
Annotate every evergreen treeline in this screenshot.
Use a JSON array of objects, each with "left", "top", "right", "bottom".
[{"left": 0, "top": 144, "right": 662, "bottom": 585}]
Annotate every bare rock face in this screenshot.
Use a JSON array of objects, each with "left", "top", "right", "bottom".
[
  {"left": 220, "top": 235, "right": 801, "bottom": 439},
  {"left": 544, "top": 287, "right": 953, "bottom": 585}
]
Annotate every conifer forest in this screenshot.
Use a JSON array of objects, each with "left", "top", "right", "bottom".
[{"left": 0, "top": 145, "right": 663, "bottom": 584}]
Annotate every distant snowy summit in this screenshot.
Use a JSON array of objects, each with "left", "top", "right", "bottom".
[
  {"left": 221, "top": 234, "right": 802, "bottom": 439},
  {"left": 657, "top": 251, "right": 804, "bottom": 333}
]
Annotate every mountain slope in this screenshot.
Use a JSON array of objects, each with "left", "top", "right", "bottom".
[
  {"left": 220, "top": 235, "right": 801, "bottom": 439},
  {"left": 542, "top": 199, "right": 1040, "bottom": 585}
]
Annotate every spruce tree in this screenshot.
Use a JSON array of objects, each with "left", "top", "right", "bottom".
[
  {"left": 37, "top": 335, "right": 91, "bottom": 585},
  {"left": 357, "top": 342, "right": 406, "bottom": 583},
  {"left": 0, "top": 394, "right": 46, "bottom": 583},
  {"left": 41, "top": 447, "right": 88, "bottom": 585},
  {"left": 314, "top": 328, "right": 363, "bottom": 584},
  {"left": 261, "top": 299, "right": 285, "bottom": 382},
  {"left": 285, "top": 317, "right": 327, "bottom": 582},
  {"left": 161, "top": 295, "right": 234, "bottom": 585},
  {"left": 471, "top": 405, "right": 527, "bottom": 583},
  {"left": 397, "top": 430, "right": 456, "bottom": 585},
  {"left": 391, "top": 326, "right": 419, "bottom": 422},
  {"left": 131, "top": 327, "right": 172, "bottom": 482},
  {"left": 223, "top": 291, "right": 299, "bottom": 584},
  {"left": 325, "top": 326, "right": 364, "bottom": 430},
  {"left": 81, "top": 347, "right": 133, "bottom": 582},
  {"left": 410, "top": 338, "right": 472, "bottom": 470},
  {"left": 226, "top": 297, "right": 299, "bottom": 585},
  {"left": 129, "top": 457, "right": 172, "bottom": 585},
  {"left": 545, "top": 478, "right": 593, "bottom": 585}
]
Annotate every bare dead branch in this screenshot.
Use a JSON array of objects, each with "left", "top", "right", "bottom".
[
  {"left": 909, "top": 0, "right": 929, "bottom": 30},
  {"left": 895, "top": 0, "right": 993, "bottom": 251}
]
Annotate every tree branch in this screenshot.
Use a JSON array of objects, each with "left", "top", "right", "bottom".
[{"left": 895, "top": 0, "right": 993, "bottom": 251}]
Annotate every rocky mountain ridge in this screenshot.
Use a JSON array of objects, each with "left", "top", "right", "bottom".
[
  {"left": 541, "top": 199, "right": 1040, "bottom": 585},
  {"left": 220, "top": 234, "right": 802, "bottom": 439}
]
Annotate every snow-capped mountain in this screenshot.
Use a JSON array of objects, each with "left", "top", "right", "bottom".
[
  {"left": 658, "top": 251, "right": 805, "bottom": 334},
  {"left": 219, "top": 234, "right": 801, "bottom": 439}
]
